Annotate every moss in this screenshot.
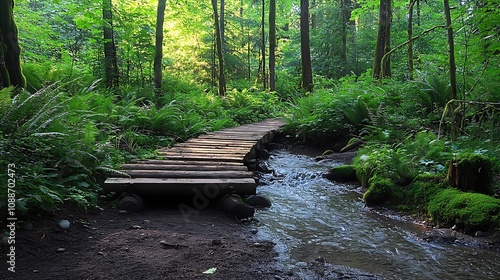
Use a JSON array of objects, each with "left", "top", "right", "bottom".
[
  {"left": 325, "top": 164, "right": 357, "bottom": 182},
  {"left": 404, "top": 175, "right": 445, "bottom": 214},
  {"left": 363, "top": 175, "right": 395, "bottom": 206},
  {"left": 428, "top": 188, "right": 500, "bottom": 232}
]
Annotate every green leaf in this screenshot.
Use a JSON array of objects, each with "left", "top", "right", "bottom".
[{"left": 202, "top": 267, "right": 217, "bottom": 274}]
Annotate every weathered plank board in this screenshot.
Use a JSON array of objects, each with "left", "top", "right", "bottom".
[
  {"left": 103, "top": 118, "right": 286, "bottom": 197},
  {"left": 120, "top": 164, "right": 249, "bottom": 171},
  {"left": 104, "top": 178, "right": 257, "bottom": 196}
]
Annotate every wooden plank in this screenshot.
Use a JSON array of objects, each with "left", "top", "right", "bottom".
[
  {"left": 119, "top": 170, "right": 254, "bottom": 178},
  {"left": 159, "top": 147, "right": 249, "bottom": 155},
  {"left": 163, "top": 154, "right": 244, "bottom": 162},
  {"left": 187, "top": 138, "right": 257, "bottom": 144},
  {"left": 130, "top": 159, "right": 243, "bottom": 166},
  {"left": 103, "top": 178, "right": 257, "bottom": 196},
  {"left": 120, "top": 164, "right": 249, "bottom": 171},
  {"left": 196, "top": 135, "right": 264, "bottom": 141}
]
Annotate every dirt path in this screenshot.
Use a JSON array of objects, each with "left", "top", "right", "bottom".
[{"left": 1, "top": 203, "right": 281, "bottom": 280}]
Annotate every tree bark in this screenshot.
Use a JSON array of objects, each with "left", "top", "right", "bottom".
[
  {"left": 444, "top": 0, "right": 457, "bottom": 100},
  {"left": 211, "top": 0, "right": 226, "bottom": 96},
  {"left": 408, "top": 0, "right": 417, "bottom": 80},
  {"left": 221, "top": 0, "right": 225, "bottom": 53},
  {"left": 300, "top": 0, "right": 313, "bottom": 92},
  {"left": 103, "top": 0, "right": 119, "bottom": 88},
  {"left": 373, "top": 0, "right": 392, "bottom": 79},
  {"left": 269, "top": 0, "right": 276, "bottom": 91},
  {"left": 341, "top": 0, "right": 354, "bottom": 77},
  {"left": 0, "top": 0, "right": 26, "bottom": 90},
  {"left": 261, "top": 0, "right": 267, "bottom": 89},
  {"left": 154, "top": 0, "right": 167, "bottom": 95}
]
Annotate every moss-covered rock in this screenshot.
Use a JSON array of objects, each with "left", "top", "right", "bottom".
[
  {"left": 428, "top": 188, "right": 500, "bottom": 233},
  {"left": 448, "top": 153, "right": 493, "bottom": 195},
  {"left": 363, "top": 175, "right": 396, "bottom": 206},
  {"left": 325, "top": 164, "right": 357, "bottom": 182}
]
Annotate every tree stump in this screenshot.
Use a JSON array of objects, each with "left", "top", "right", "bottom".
[{"left": 448, "top": 153, "right": 493, "bottom": 195}]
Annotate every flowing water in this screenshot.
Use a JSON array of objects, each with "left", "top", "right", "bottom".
[{"left": 255, "top": 149, "right": 500, "bottom": 280}]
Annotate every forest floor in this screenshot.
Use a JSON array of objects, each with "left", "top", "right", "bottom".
[{"left": 1, "top": 199, "right": 380, "bottom": 280}]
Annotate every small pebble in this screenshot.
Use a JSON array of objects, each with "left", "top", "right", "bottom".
[
  {"left": 250, "top": 228, "right": 258, "bottom": 234},
  {"left": 56, "top": 248, "right": 65, "bottom": 253},
  {"left": 58, "top": 220, "right": 70, "bottom": 230}
]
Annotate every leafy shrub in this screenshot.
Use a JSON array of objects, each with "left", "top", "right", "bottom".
[
  {"left": 428, "top": 188, "right": 500, "bottom": 232},
  {"left": 0, "top": 85, "right": 101, "bottom": 215}
]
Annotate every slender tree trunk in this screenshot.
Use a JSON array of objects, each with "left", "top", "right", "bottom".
[
  {"left": 211, "top": 0, "right": 226, "bottom": 96},
  {"left": 261, "top": 0, "right": 267, "bottom": 89},
  {"left": 444, "top": 0, "right": 457, "bottom": 99},
  {"left": 373, "top": 0, "right": 392, "bottom": 79},
  {"left": 221, "top": 0, "right": 225, "bottom": 53},
  {"left": 444, "top": 0, "right": 458, "bottom": 138},
  {"left": 300, "top": 0, "right": 313, "bottom": 92},
  {"left": 154, "top": 0, "right": 166, "bottom": 96},
  {"left": 0, "top": 0, "right": 26, "bottom": 90},
  {"left": 103, "top": 0, "right": 119, "bottom": 88},
  {"left": 340, "top": 0, "right": 353, "bottom": 77},
  {"left": 269, "top": 0, "right": 276, "bottom": 91},
  {"left": 408, "top": 0, "right": 416, "bottom": 80}
]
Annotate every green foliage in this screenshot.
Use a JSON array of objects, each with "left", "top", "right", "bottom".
[
  {"left": 0, "top": 85, "right": 101, "bottom": 214},
  {"left": 428, "top": 188, "right": 500, "bottom": 232}
]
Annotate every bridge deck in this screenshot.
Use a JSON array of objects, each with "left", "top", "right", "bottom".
[{"left": 103, "top": 118, "right": 286, "bottom": 196}]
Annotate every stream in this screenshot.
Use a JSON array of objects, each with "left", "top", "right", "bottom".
[{"left": 254, "top": 149, "right": 500, "bottom": 279}]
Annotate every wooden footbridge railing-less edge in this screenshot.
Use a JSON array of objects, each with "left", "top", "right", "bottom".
[{"left": 103, "top": 118, "right": 286, "bottom": 197}]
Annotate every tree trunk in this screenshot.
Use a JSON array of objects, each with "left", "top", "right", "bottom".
[
  {"left": 269, "top": 0, "right": 276, "bottom": 91},
  {"left": 444, "top": 0, "right": 457, "bottom": 100},
  {"left": 300, "top": 0, "right": 313, "bottom": 92},
  {"left": 261, "top": 0, "right": 267, "bottom": 89},
  {"left": 373, "top": 0, "right": 392, "bottom": 79},
  {"left": 0, "top": 0, "right": 26, "bottom": 90},
  {"left": 341, "top": 0, "right": 354, "bottom": 77},
  {"left": 103, "top": 0, "right": 119, "bottom": 88},
  {"left": 408, "top": 0, "right": 416, "bottom": 80},
  {"left": 211, "top": 0, "right": 226, "bottom": 96},
  {"left": 221, "top": 0, "right": 225, "bottom": 53},
  {"left": 154, "top": 0, "right": 166, "bottom": 96}
]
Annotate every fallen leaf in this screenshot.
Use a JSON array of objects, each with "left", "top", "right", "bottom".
[{"left": 202, "top": 267, "right": 217, "bottom": 274}]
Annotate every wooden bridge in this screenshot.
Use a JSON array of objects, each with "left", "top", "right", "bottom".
[{"left": 103, "top": 118, "right": 286, "bottom": 197}]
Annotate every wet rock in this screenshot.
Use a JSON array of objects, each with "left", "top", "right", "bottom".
[
  {"left": 257, "top": 149, "right": 270, "bottom": 159},
  {"left": 315, "top": 156, "right": 325, "bottom": 162},
  {"left": 424, "top": 228, "right": 457, "bottom": 243},
  {"left": 220, "top": 194, "right": 255, "bottom": 220},
  {"left": 117, "top": 194, "right": 143, "bottom": 212},
  {"left": 246, "top": 195, "right": 272, "bottom": 208},
  {"left": 475, "top": 231, "right": 486, "bottom": 237},
  {"left": 250, "top": 228, "right": 258, "bottom": 234},
  {"left": 56, "top": 248, "right": 66, "bottom": 253},
  {"left": 256, "top": 160, "right": 273, "bottom": 173}
]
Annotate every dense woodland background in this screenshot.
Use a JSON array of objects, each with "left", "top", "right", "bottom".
[{"left": 1, "top": 0, "right": 500, "bottom": 233}]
